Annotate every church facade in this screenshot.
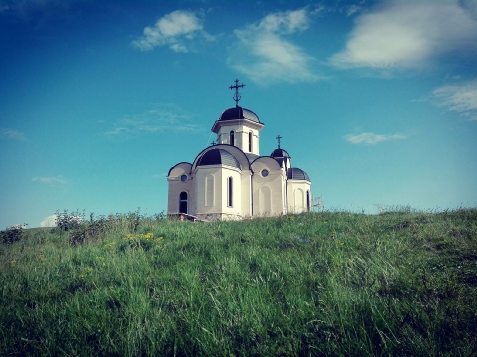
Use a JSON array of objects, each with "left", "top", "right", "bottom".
[{"left": 167, "top": 80, "right": 311, "bottom": 220}]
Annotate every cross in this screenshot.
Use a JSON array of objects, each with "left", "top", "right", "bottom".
[
  {"left": 211, "top": 140, "right": 216, "bottom": 146},
  {"left": 229, "top": 79, "right": 245, "bottom": 107},
  {"left": 276, "top": 135, "right": 282, "bottom": 148}
]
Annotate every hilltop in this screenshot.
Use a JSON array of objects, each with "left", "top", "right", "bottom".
[{"left": 1, "top": 209, "right": 476, "bottom": 356}]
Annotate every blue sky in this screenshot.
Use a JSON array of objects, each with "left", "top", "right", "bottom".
[{"left": 1, "top": 0, "right": 477, "bottom": 229}]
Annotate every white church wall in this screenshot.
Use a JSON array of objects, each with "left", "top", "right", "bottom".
[
  {"left": 251, "top": 158, "right": 286, "bottom": 216},
  {"left": 195, "top": 166, "right": 221, "bottom": 215},
  {"left": 194, "top": 165, "right": 243, "bottom": 220},
  {"left": 167, "top": 163, "right": 194, "bottom": 215},
  {"left": 219, "top": 167, "right": 242, "bottom": 218},
  {"left": 287, "top": 180, "right": 311, "bottom": 214}
]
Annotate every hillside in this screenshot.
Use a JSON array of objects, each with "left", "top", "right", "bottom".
[{"left": 1, "top": 209, "right": 476, "bottom": 356}]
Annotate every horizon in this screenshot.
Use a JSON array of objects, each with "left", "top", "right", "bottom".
[{"left": 1, "top": 0, "right": 477, "bottom": 229}]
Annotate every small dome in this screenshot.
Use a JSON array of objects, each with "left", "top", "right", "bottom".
[
  {"left": 197, "top": 149, "right": 241, "bottom": 170},
  {"left": 271, "top": 148, "right": 290, "bottom": 158},
  {"left": 287, "top": 167, "right": 310, "bottom": 181},
  {"left": 219, "top": 106, "right": 260, "bottom": 123}
]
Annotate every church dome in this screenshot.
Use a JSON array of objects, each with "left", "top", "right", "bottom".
[
  {"left": 219, "top": 106, "right": 260, "bottom": 123},
  {"left": 287, "top": 167, "right": 310, "bottom": 181},
  {"left": 197, "top": 148, "right": 241, "bottom": 170},
  {"left": 271, "top": 148, "right": 290, "bottom": 158}
]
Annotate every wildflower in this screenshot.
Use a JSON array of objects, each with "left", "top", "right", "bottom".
[
  {"left": 78, "top": 273, "right": 87, "bottom": 279},
  {"left": 85, "top": 267, "right": 93, "bottom": 272},
  {"left": 104, "top": 242, "right": 116, "bottom": 248},
  {"left": 38, "top": 254, "right": 45, "bottom": 260},
  {"left": 10, "top": 260, "right": 16, "bottom": 265}
]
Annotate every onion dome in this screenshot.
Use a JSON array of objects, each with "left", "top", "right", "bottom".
[
  {"left": 271, "top": 148, "right": 291, "bottom": 158},
  {"left": 287, "top": 168, "right": 310, "bottom": 181},
  {"left": 219, "top": 106, "right": 260, "bottom": 123},
  {"left": 197, "top": 149, "right": 241, "bottom": 170}
]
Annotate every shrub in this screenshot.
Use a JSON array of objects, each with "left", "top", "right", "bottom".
[
  {"left": 55, "top": 210, "right": 83, "bottom": 231},
  {"left": 1, "top": 224, "right": 27, "bottom": 244}
]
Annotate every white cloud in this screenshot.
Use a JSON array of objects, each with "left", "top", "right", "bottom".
[
  {"left": 32, "top": 175, "right": 66, "bottom": 184},
  {"left": 106, "top": 105, "right": 201, "bottom": 136},
  {"left": 344, "top": 132, "right": 405, "bottom": 145},
  {"left": 331, "top": 1, "right": 477, "bottom": 69},
  {"left": 1, "top": 128, "right": 25, "bottom": 140},
  {"left": 40, "top": 214, "right": 57, "bottom": 228},
  {"left": 432, "top": 80, "right": 477, "bottom": 120},
  {"left": 229, "top": 7, "right": 320, "bottom": 84},
  {"left": 132, "top": 10, "right": 213, "bottom": 52},
  {"left": 346, "top": 5, "right": 362, "bottom": 17}
]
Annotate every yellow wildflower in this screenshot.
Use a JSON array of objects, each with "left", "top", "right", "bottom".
[{"left": 10, "top": 260, "right": 16, "bottom": 265}]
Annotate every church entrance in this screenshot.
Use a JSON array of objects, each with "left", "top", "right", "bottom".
[{"left": 179, "top": 191, "right": 188, "bottom": 214}]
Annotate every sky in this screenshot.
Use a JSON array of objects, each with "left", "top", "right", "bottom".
[{"left": 1, "top": 0, "right": 477, "bottom": 229}]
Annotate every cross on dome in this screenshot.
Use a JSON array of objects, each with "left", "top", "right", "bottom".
[
  {"left": 229, "top": 79, "right": 245, "bottom": 107},
  {"left": 276, "top": 135, "right": 282, "bottom": 148}
]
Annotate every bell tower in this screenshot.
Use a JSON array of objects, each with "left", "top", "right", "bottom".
[{"left": 211, "top": 79, "right": 264, "bottom": 155}]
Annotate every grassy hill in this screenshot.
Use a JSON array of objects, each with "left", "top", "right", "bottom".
[{"left": 1, "top": 209, "right": 476, "bottom": 356}]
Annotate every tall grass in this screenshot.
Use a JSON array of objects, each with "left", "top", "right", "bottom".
[{"left": 1, "top": 209, "right": 476, "bottom": 356}]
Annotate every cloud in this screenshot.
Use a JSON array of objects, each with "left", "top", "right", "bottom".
[
  {"left": 229, "top": 7, "right": 320, "bottom": 84},
  {"left": 1, "top": 128, "right": 25, "bottom": 140},
  {"left": 345, "top": 5, "right": 362, "bottom": 17},
  {"left": 344, "top": 132, "right": 406, "bottom": 145},
  {"left": 432, "top": 80, "right": 477, "bottom": 120},
  {"left": 40, "top": 214, "right": 57, "bottom": 228},
  {"left": 331, "top": 1, "right": 477, "bottom": 69},
  {"left": 32, "top": 175, "right": 66, "bottom": 184},
  {"left": 106, "top": 105, "right": 202, "bottom": 136},
  {"left": 132, "top": 10, "right": 213, "bottom": 52}
]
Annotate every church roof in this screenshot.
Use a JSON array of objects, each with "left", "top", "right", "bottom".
[
  {"left": 219, "top": 106, "right": 260, "bottom": 123},
  {"left": 197, "top": 148, "right": 241, "bottom": 170},
  {"left": 271, "top": 148, "right": 291, "bottom": 158},
  {"left": 287, "top": 167, "right": 310, "bottom": 181}
]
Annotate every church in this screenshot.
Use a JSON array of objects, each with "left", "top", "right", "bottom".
[{"left": 167, "top": 80, "right": 312, "bottom": 221}]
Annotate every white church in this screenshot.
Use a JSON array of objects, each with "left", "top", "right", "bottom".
[{"left": 167, "top": 80, "right": 312, "bottom": 220}]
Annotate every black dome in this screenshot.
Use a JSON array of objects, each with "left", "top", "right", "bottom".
[
  {"left": 287, "top": 168, "right": 310, "bottom": 181},
  {"left": 271, "top": 148, "right": 290, "bottom": 158},
  {"left": 197, "top": 149, "right": 241, "bottom": 169},
  {"left": 219, "top": 106, "right": 260, "bottom": 123}
]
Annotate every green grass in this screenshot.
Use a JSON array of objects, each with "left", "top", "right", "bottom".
[{"left": 1, "top": 209, "right": 477, "bottom": 356}]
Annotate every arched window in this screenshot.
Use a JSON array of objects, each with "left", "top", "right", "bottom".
[
  {"left": 260, "top": 185, "right": 272, "bottom": 215},
  {"left": 205, "top": 175, "right": 214, "bottom": 207},
  {"left": 227, "top": 176, "right": 233, "bottom": 207},
  {"left": 249, "top": 131, "right": 253, "bottom": 152},
  {"left": 179, "top": 191, "right": 188, "bottom": 214},
  {"left": 306, "top": 190, "right": 310, "bottom": 212},
  {"left": 230, "top": 130, "right": 235, "bottom": 146}
]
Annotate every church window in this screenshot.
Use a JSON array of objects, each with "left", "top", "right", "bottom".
[
  {"left": 260, "top": 186, "right": 271, "bottom": 214},
  {"left": 205, "top": 175, "right": 214, "bottom": 207},
  {"left": 230, "top": 131, "right": 235, "bottom": 146},
  {"left": 227, "top": 176, "right": 233, "bottom": 207},
  {"left": 261, "top": 169, "right": 269, "bottom": 177},
  {"left": 179, "top": 191, "right": 188, "bottom": 214},
  {"left": 306, "top": 190, "right": 310, "bottom": 212},
  {"left": 294, "top": 189, "right": 304, "bottom": 212},
  {"left": 249, "top": 132, "right": 253, "bottom": 152},
  {"left": 180, "top": 174, "right": 188, "bottom": 182}
]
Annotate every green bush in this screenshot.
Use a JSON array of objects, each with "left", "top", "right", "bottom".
[{"left": 1, "top": 224, "right": 26, "bottom": 244}]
